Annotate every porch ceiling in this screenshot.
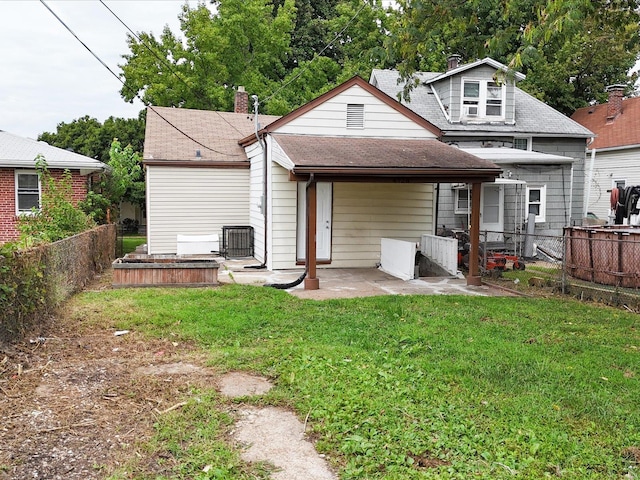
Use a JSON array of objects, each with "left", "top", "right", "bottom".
[{"left": 272, "top": 134, "right": 501, "bottom": 183}]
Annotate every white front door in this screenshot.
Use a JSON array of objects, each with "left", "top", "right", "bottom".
[
  {"left": 480, "top": 183, "right": 504, "bottom": 242},
  {"left": 297, "top": 182, "right": 332, "bottom": 261}
]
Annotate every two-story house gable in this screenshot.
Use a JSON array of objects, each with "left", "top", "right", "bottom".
[{"left": 371, "top": 56, "right": 594, "bottom": 245}]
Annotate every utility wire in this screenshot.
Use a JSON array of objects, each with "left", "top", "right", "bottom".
[
  {"left": 262, "top": 0, "right": 368, "bottom": 104},
  {"left": 103, "top": 0, "right": 368, "bottom": 115},
  {"left": 39, "top": 0, "right": 243, "bottom": 157},
  {"left": 99, "top": 0, "right": 248, "bottom": 137}
]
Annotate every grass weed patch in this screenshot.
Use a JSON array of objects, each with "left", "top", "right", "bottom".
[
  {"left": 122, "top": 235, "right": 146, "bottom": 255},
  {"left": 74, "top": 285, "right": 640, "bottom": 479}
]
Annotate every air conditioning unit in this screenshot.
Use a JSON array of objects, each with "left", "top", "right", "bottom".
[
  {"left": 464, "top": 105, "right": 479, "bottom": 117},
  {"left": 222, "top": 226, "right": 254, "bottom": 259}
]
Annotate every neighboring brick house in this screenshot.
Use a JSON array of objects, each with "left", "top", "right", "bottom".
[
  {"left": 571, "top": 86, "right": 640, "bottom": 224},
  {"left": 370, "top": 56, "right": 594, "bottom": 242},
  {"left": 0, "top": 131, "right": 106, "bottom": 242}
]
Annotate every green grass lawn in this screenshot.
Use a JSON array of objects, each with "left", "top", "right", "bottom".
[
  {"left": 72, "top": 286, "right": 640, "bottom": 479},
  {"left": 121, "top": 235, "right": 146, "bottom": 255}
]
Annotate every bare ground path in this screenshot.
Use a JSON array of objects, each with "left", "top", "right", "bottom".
[{"left": 0, "top": 273, "right": 336, "bottom": 479}]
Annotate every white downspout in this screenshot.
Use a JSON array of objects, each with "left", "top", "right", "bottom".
[
  {"left": 569, "top": 163, "right": 574, "bottom": 225},
  {"left": 584, "top": 145, "right": 596, "bottom": 219},
  {"left": 252, "top": 95, "right": 268, "bottom": 268}
]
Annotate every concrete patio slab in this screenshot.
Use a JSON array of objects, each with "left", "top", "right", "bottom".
[{"left": 216, "top": 259, "right": 513, "bottom": 300}]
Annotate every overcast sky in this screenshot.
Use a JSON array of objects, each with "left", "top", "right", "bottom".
[
  {"left": 1, "top": 1, "right": 638, "bottom": 140},
  {"left": 0, "top": 0, "right": 198, "bottom": 139}
]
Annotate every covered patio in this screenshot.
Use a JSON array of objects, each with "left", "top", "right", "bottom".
[{"left": 272, "top": 135, "right": 502, "bottom": 290}]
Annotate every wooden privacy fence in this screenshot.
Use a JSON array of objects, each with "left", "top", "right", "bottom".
[{"left": 0, "top": 224, "right": 116, "bottom": 344}]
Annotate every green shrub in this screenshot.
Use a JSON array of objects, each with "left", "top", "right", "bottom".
[{"left": 16, "top": 156, "right": 95, "bottom": 246}]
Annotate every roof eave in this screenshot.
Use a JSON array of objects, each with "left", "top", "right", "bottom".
[{"left": 291, "top": 166, "right": 502, "bottom": 182}]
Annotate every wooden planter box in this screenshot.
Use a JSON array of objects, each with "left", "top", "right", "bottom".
[{"left": 112, "top": 255, "right": 219, "bottom": 288}]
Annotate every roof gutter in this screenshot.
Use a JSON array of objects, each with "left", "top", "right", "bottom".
[{"left": 291, "top": 166, "right": 501, "bottom": 178}]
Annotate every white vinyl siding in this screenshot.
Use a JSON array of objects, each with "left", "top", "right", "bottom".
[
  {"left": 248, "top": 142, "right": 266, "bottom": 263},
  {"left": 146, "top": 166, "right": 250, "bottom": 254},
  {"left": 330, "top": 183, "right": 433, "bottom": 268},
  {"left": 275, "top": 85, "right": 437, "bottom": 139},
  {"left": 269, "top": 164, "right": 298, "bottom": 270},
  {"left": 268, "top": 178, "right": 434, "bottom": 270},
  {"left": 586, "top": 147, "right": 640, "bottom": 220}
]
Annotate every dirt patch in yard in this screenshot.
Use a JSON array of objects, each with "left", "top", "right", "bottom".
[
  {"left": 0, "top": 273, "right": 335, "bottom": 479},
  {"left": 0, "top": 319, "right": 215, "bottom": 479}
]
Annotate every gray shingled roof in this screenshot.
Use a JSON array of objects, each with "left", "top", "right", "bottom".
[
  {"left": 144, "top": 106, "right": 280, "bottom": 162},
  {"left": 273, "top": 134, "right": 500, "bottom": 170},
  {"left": 0, "top": 131, "right": 105, "bottom": 172},
  {"left": 370, "top": 69, "right": 593, "bottom": 137}
]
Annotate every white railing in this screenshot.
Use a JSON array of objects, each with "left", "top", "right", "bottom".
[{"left": 420, "top": 234, "right": 458, "bottom": 275}]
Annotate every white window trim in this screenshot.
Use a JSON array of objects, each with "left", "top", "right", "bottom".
[
  {"left": 15, "top": 170, "right": 41, "bottom": 216},
  {"left": 513, "top": 136, "right": 532, "bottom": 151},
  {"left": 461, "top": 78, "right": 505, "bottom": 120},
  {"left": 612, "top": 178, "right": 626, "bottom": 189},
  {"left": 453, "top": 185, "right": 470, "bottom": 214},
  {"left": 526, "top": 185, "right": 547, "bottom": 223}
]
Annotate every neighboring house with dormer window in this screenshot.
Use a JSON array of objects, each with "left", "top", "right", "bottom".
[
  {"left": 0, "top": 131, "right": 105, "bottom": 243},
  {"left": 370, "top": 56, "right": 594, "bottom": 242},
  {"left": 571, "top": 86, "right": 640, "bottom": 224}
]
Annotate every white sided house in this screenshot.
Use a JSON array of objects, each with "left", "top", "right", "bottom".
[
  {"left": 571, "top": 87, "right": 640, "bottom": 224},
  {"left": 143, "top": 106, "right": 280, "bottom": 255},
  {"left": 143, "top": 76, "right": 501, "bottom": 289}
]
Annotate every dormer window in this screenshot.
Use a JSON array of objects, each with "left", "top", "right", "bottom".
[{"left": 462, "top": 80, "right": 504, "bottom": 119}]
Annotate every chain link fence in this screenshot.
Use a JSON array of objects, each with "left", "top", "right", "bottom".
[{"left": 475, "top": 228, "right": 640, "bottom": 304}]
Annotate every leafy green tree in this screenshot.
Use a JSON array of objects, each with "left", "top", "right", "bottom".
[
  {"left": 387, "top": 0, "right": 640, "bottom": 114},
  {"left": 120, "top": 0, "right": 297, "bottom": 112},
  {"left": 119, "top": 0, "right": 391, "bottom": 115},
  {"left": 37, "top": 111, "right": 145, "bottom": 163},
  {"left": 80, "top": 140, "right": 144, "bottom": 224}
]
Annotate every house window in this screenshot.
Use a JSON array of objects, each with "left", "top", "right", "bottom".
[
  {"left": 526, "top": 185, "right": 546, "bottom": 223},
  {"left": 513, "top": 137, "right": 530, "bottom": 150},
  {"left": 613, "top": 179, "right": 626, "bottom": 190},
  {"left": 15, "top": 171, "right": 41, "bottom": 214},
  {"left": 462, "top": 79, "right": 504, "bottom": 119},
  {"left": 346, "top": 104, "right": 364, "bottom": 129},
  {"left": 454, "top": 186, "right": 470, "bottom": 214}
]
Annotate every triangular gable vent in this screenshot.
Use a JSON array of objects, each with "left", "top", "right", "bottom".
[{"left": 347, "top": 104, "right": 364, "bottom": 129}]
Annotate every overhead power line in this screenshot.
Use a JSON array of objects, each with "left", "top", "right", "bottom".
[
  {"left": 39, "top": 0, "right": 243, "bottom": 157},
  {"left": 262, "top": 1, "right": 368, "bottom": 104},
  {"left": 99, "top": 0, "right": 248, "bottom": 137}
]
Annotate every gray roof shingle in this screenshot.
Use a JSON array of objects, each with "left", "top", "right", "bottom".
[
  {"left": 0, "top": 131, "right": 105, "bottom": 171},
  {"left": 370, "top": 69, "right": 593, "bottom": 137},
  {"left": 144, "top": 106, "right": 280, "bottom": 162}
]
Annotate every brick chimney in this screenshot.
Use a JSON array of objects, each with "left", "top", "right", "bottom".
[
  {"left": 447, "top": 54, "right": 462, "bottom": 71},
  {"left": 234, "top": 86, "right": 249, "bottom": 114},
  {"left": 605, "top": 84, "right": 625, "bottom": 122}
]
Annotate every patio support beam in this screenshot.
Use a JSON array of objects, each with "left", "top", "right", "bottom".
[
  {"left": 467, "top": 181, "right": 482, "bottom": 286},
  {"left": 304, "top": 179, "right": 320, "bottom": 290}
]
